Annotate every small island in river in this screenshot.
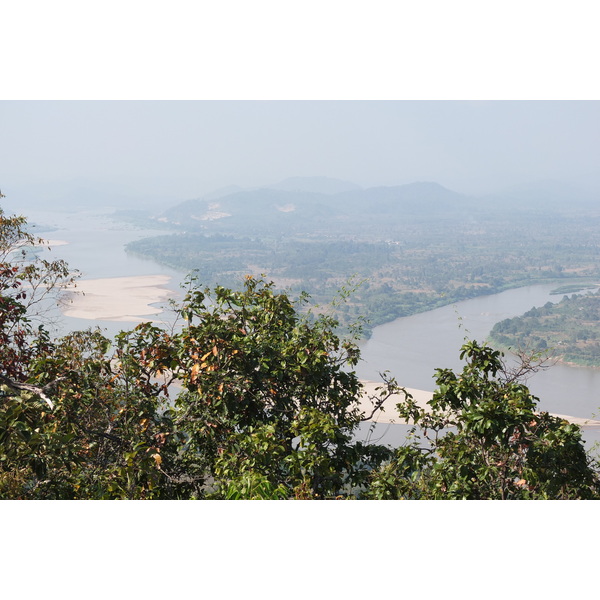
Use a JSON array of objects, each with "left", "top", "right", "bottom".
[{"left": 489, "top": 288, "right": 600, "bottom": 367}]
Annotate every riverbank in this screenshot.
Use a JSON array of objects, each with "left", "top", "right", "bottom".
[
  {"left": 61, "top": 275, "right": 175, "bottom": 322},
  {"left": 358, "top": 380, "right": 600, "bottom": 427}
]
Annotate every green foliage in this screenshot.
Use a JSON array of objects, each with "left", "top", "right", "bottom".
[
  {"left": 1, "top": 327, "right": 178, "bottom": 499},
  {"left": 161, "top": 276, "right": 392, "bottom": 498},
  {"left": 367, "top": 340, "right": 600, "bottom": 499},
  {"left": 0, "top": 207, "right": 74, "bottom": 381}
]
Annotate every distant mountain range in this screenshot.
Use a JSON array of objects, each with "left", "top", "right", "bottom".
[
  {"left": 4, "top": 175, "right": 597, "bottom": 219},
  {"left": 156, "top": 180, "right": 478, "bottom": 237}
]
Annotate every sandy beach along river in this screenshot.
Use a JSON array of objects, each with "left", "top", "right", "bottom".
[{"left": 358, "top": 381, "right": 600, "bottom": 428}]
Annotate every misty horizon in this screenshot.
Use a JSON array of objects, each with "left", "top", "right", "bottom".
[{"left": 1, "top": 101, "right": 599, "bottom": 209}]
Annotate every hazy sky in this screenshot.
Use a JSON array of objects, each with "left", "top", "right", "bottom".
[{"left": 2, "top": 100, "right": 599, "bottom": 203}]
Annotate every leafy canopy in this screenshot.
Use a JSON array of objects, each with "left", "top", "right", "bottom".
[{"left": 368, "top": 340, "right": 600, "bottom": 499}]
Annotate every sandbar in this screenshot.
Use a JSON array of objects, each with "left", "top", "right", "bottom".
[
  {"left": 43, "top": 239, "right": 69, "bottom": 247},
  {"left": 358, "top": 381, "right": 432, "bottom": 425},
  {"left": 61, "top": 274, "right": 175, "bottom": 322},
  {"left": 358, "top": 380, "right": 600, "bottom": 427}
]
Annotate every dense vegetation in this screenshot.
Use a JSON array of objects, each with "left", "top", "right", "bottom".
[
  {"left": 3, "top": 203, "right": 600, "bottom": 499},
  {"left": 490, "top": 290, "right": 600, "bottom": 367},
  {"left": 125, "top": 182, "right": 600, "bottom": 336}
]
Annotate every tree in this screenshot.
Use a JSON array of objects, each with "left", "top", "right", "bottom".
[
  {"left": 368, "top": 340, "right": 600, "bottom": 499},
  {"left": 0, "top": 205, "right": 77, "bottom": 495},
  {"left": 117, "top": 276, "right": 394, "bottom": 498},
  {"left": 0, "top": 204, "right": 74, "bottom": 387}
]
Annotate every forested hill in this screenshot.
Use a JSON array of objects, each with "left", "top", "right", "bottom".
[
  {"left": 156, "top": 181, "right": 475, "bottom": 236},
  {"left": 490, "top": 288, "right": 600, "bottom": 367}
]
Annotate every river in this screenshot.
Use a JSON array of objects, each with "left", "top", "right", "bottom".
[
  {"left": 19, "top": 206, "right": 187, "bottom": 340},
  {"left": 356, "top": 285, "right": 600, "bottom": 446},
  {"left": 357, "top": 284, "right": 600, "bottom": 420},
  {"left": 14, "top": 205, "right": 600, "bottom": 445}
]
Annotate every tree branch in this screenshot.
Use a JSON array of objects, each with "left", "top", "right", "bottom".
[{"left": 0, "top": 374, "right": 55, "bottom": 409}]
